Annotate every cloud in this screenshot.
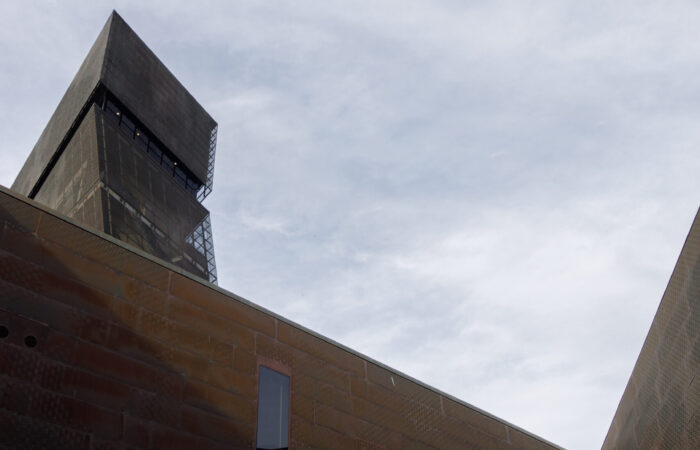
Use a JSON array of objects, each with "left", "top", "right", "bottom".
[{"left": 3, "top": 1, "right": 700, "bottom": 448}]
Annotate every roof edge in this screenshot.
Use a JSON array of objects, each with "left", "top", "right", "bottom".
[
  {"left": 0, "top": 184, "right": 564, "bottom": 449},
  {"left": 11, "top": 13, "right": 113, "bottom": 197}
]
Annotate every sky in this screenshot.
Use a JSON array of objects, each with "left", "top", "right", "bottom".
[{"left": 2, "top": 1, "right": 700, "bottom": 448}]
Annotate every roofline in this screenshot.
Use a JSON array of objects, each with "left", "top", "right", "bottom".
[
  {"left": 0, "top": 184, "right": 564, "bottom": 450},
  {"left": 601, "top": 205, "right": 700, "bottom": 447}
]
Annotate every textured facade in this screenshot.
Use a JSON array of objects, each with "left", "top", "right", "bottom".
[
  {"left": 12, "top": 12, "right": 217, "bottom": 283},
  {"left": 0, "top": 11, "right": 564, "bottom": 450},
  {"left": 603, "top": 209, "right": 700, "bottom": 449},
  {"left": 0, "top": 187, "right": 560, "bottom": 449}
]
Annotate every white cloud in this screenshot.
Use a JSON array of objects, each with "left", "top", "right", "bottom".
[{"left": 2, "top": 2, "right": 700, "bottom": 448}]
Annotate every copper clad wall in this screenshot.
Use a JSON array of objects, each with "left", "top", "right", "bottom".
[
  {"left": 603, "top": 209, "right": 700, "bottom": 449},
  {"left": 0, "top": 188, "right": 559, "bottom": 449}
]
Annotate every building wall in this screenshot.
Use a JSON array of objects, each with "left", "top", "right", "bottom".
[
  {"left": 95, "top": 105, "right": 211, "bottom": 279},
  {"left": 96, "top": 106, "right": 208, "bottom": 246},
  {"left": 28, "top": 103, "right": 210, "bottom": 280},
  {"left": 11, "top": 14, "right": 109, "bottom": 197},
  {"left": 33, "top": 107, "right": 103, "bottom": 232},
  {"left": 101, "top": 12, "right": 215, "bottom": 183},
  {"left": 0, "top": 187, "right": 558, "bottom": 450},
  {"left": 603, "top": 210, "right": 700, "bottom": 449},
  {"left": 12, "top": 10, "right": 216, "bottom": 197}
]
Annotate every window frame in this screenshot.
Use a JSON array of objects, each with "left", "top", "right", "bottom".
[{"left": 255, "top": 357, "right": 292, "bottom": 450}]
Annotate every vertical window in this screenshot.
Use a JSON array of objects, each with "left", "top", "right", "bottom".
[
  {"left": 105, "top": 100, "right": 120, "bottom": 116},
  {"left": 135, "top": 128, "right": 148, "bottom": 150},
  {"left": 147, "top": 142, "right": 163, "bottom": 164},
  {"left": 257, "top": 366, "right": 290, "bottom": 450},
  {"left": 161, "top": 152, "right": 174, "bottom": 174},
  {"left": 174, "top": 166, "right": 187, "bottom": 187},
  {"left": 119, "top": 114, "right": 135, "bottom": 137},
  {"left": 186, "top": 178, "right": 201, "bottom": 196}
]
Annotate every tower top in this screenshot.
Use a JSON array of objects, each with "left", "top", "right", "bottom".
[{"left": 13, "top": 11, "right": 217, "bottom": 198}]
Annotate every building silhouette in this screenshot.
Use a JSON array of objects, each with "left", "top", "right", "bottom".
[
  {"left": 12, "top": 12, "right": 217, "bottom": 283},
  {"left": 603, "top": 211, "right": 700, "bottom": 448}
]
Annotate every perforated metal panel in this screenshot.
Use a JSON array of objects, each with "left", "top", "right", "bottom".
[{"left": 604, "top": 209, "right": 700, "bottom": 449}]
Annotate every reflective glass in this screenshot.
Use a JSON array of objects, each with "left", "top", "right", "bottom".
[
  {"left": 148, "top": 142, "right": 163, "bottom": 164},
  {"left": 119, "top": 115, "right": 135, "bottom": 136},
  {"left": 175, "top": 166, "right": 187, "bottom": 187},
  {"left": 135, "top": 130, "right": 148, "bottom": 150},
  {"left": 161, "top": 153, "right": 173, "bottom": 172},
  {"left": 187, "top": 178, "right": 201, "bottom": 195},
  {"left": 105, "top": 100, "right": 119, "bottom": 115},
  {"left": 256, "top": 366, "right": 289, "bottom": 450}
]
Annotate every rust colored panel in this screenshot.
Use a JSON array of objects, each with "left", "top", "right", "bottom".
[{"left": 0, "top": 187, "right": 559, "bottom": 449}]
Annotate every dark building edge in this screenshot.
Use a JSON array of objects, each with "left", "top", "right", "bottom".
[
  {"left": 11, "top": 13, "right": 111, "bottom": 197},
  {"left": 601, "top": 206, "right": 700, "bottom": 448},
  {"left": 0, "top": 184, "right": 563, "bottom": 449}
]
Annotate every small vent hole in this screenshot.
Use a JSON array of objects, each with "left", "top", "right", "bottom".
[
  {"left": 24, "top": 336, "right": 37, "bottom": 348},
  {"left": 0, "top": 326, "right": 8, "bottom": 338}
]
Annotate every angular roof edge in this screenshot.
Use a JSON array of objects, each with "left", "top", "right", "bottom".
[
  {"left": 101, "top": 11, "right": 216, "bottom": 183},
  {"left": 12, "top": 11, "right": 216, "bottom": 195},
  {"left": 0, "top": 184, "right": 563, "bottom": 449},
  {"left": 602, "top": 205, "right": 700, "bottom": 447},
  {"left": 12, "top": 13, "right": 112, "bottom": 196}
]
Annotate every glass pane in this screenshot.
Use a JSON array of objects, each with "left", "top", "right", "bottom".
[
  {"left": 161, "top": 153, "right": 173, "bottom": 172},
  {"left": 187, "top": 178, "right": 200, "bottom": 190},
  {"left": 187, "top": 178, "right": 201, "bottom": 196},
  {"left": 256, "top": 366, "right": 289, "bottom": 450},
  {"left": 148, "top": 142, "right": 163, "bottom": 164},
  {"left": 120, "top": 114, "right": 135, "bottom": 136},
  {"left": 105, "top": 100, "right": 119, "bottom": 115},
  {"left": 175, "top": 166, "right": 187, "bottom": 187},
  {"left": 135, "top": 130, "right": 148, "bottom": 150}
]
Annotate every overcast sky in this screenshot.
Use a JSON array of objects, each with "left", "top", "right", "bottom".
[{"left": 3, "top": 1, "right": 700, "bottom": 448}]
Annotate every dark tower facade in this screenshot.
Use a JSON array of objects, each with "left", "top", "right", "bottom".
[{"left": 12, "top": 11, "right": 217, "bottom": 283}]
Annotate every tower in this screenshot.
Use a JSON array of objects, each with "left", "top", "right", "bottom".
[{"left": 12, "top": 11, "right": 217, "bottom": 283}]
